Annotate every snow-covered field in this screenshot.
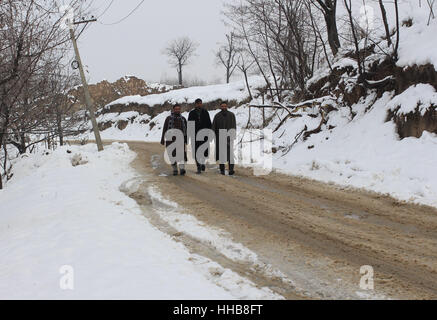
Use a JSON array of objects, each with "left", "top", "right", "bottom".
[{"left": 0, "top": 143, "right": 279, "bottom": 299}]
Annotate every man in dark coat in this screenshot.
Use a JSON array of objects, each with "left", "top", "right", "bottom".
[
  {"left": 188, "top": 98, "right": 212, "bottom": 174},
  {"left": 212, "top": 101, "right": 237, "bottom": 175},
  {"left": 160, "top": 104, "right": 187, "bottom": 176}
]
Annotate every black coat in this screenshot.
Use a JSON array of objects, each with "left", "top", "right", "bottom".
[
  {"left": 188, "top": 108, "right": 212, "bottom": 157},
  {"left": 212, "top": 110, "right": 237, "bottom": 163},
  {"left": 188, "top": 108, "right": 212, "bottom": 134}
]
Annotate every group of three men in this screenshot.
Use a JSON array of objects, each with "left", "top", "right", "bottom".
[{"left": 160, "top": 98, "right": 236, "bottom": 176}]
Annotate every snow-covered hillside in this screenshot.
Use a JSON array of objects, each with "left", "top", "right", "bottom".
[{"left": 105, "top": 76, "right": 266, "bottom": 108}]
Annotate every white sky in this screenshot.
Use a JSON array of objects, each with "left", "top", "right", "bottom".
[{"left": 78, "top": 0, "right": 231, "bottom": 84}]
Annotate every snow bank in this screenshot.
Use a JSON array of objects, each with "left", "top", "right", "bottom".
[
  {"left": 107, "top": 76, "right": 265, "bottom": 107},
  {"left": 388, "top": 83, "right": 437, "bottom": 115},
  {"left": 396, "top": 4, "right": 437, "bottom": 69},
  {"left": 0, "top": 143, "right": 277, "bottom": 299},
  {"left": 272, "top": 92, "right": 437, "bottom": 208}
]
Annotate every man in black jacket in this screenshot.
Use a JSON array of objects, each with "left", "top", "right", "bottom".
[{"left": 188, "top": 98, "right": 212, "bottom": 174}]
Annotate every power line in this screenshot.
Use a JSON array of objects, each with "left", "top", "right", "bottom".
[
  {"left": 98, "top": 0, "right": 145, "bottom": 26},
  {"left": 96, "top": 0, "right": 115, "bottom": 19}
]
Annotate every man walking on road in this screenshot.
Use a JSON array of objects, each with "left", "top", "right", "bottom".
[
  {"left": 188, "top": 98, "right": 212, "bottom": 174},
  {"left": 161, "top": 104, "right": 188, "bottom": 176},
  {"left": 212, "top": 101, "right": 237, "bottom": 176}
]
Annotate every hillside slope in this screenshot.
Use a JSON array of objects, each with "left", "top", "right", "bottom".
[{"left": 69, "top": 76, "right": 176, "bottom": 112}]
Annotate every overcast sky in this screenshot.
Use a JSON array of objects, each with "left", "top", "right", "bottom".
[{"left": 78, "top": 0, "right": 230, "bottom": 84}]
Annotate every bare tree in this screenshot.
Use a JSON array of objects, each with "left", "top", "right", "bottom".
[
  {"left": 426, "top": 0, "right": 435, "bottom": 25},
  {"left": 216, "top": 32, "right": 240, "bottom": 83},
  {"left": 378, "top": 0, "right": 392, "bottom": 47},
  {"left": 0, "top": 0, "right": 89, "bottom": 188},
  {"left": 236, "top": 51, "right": 255, "bottom": 100},
  {"left": 310, "top": 0, "right": 341, "bottom": 56},
  {"left": 306, "top": 1, "right": 332, "bottom": 71},
  {"left": 163, "top": 37, "right": 198, "bottom": 86},
  {"left": 224, "top": 0, "right": 318, "bottom": 99},
  {"left": 344, "top": 0, "right": 363, "bottom": 77},
  {"left": 393, "top": 0, "right": 400, "bottom": 60}
]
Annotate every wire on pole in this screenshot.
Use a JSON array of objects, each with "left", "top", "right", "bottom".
[{"left": 98, "top": 0, "right": 145, "bottom": 25}]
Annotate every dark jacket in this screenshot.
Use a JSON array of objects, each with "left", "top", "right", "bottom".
[
  {"left": 161, "top": 113, "right": 188, "bottom": 162},
  {"left": 188, "top": 108, "right": 212, "bottom": 160},
  {"left": 212, "top": 110, "right": 237, "bottom": 163},
  {"left": 188, "top": 107, "right": 212, "bottom": 134}
]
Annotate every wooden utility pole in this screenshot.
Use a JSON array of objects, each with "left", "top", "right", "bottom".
[{"left": 69, "top": 19, "right": 103, "bottom": 151}]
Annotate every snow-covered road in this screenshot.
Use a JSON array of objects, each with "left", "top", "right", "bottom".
[
  {"left": 125, "top": 141, "right": 437, "bottom": 300},
  {"left": 0, "top": 143, "right": 278, "bottom": 299}
]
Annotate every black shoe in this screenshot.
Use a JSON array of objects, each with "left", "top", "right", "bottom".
[
  {"left": 201, "top": 164, "right": 206, "bottom": 171},
  {"left": 229, "top": 164, "right": 235, "bottom": 176},
  {"left": 196, "top": 166, "right": 202, "bottom": 174},
  {"left": 180, "top": 169, "right": 186, "bottom": 176},
  {"left": 219, "top": 164, "right": 225, "bottom": 175}
]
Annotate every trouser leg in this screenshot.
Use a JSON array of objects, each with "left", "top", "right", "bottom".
[
  {"left": 179, "top": 162, "right": 186, "bottom": 175},
  {"left": 171, "top": 163, "right": 178, "bottom": 175},
  {"left": 195, "top": 156, "right": 202, "bottom": 173},
  {"left": 195, "top": 144, "right": 206, "bottom": 171}
]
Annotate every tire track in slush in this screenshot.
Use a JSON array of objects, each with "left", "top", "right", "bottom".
[{"left": 124, "top": 141, "right": 437, "bottom": 299}]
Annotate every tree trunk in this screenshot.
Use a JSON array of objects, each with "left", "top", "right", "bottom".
[
  {"left": 19, "top": 132, "right": 26, "bottom": 154},
  {"left": 56, "top": 109, "right": 64, "bottom": 146},
  {"left": 0, "top": 101, "right": 9, "bottom": 190},
  {"left": 241, "top": 24, "right": 275, "bottom": 98},
  {"left": 378, "top": 0, "right": 392, "bottom": 47},
  {"left": 243, "top": 69, "right": 253, "bottom": 100},
  {"left": 263, "top": 22, "right": 281, "bottom": 102},
  {"left": 325, "top": 10, "right": 341, "bottom": 56},
  {"left": 393, "top": 0, "right": 400, "bottom": 60},
  {"left": 344, "top": 0, "right": 363, "bottom": 77},
  {"left": 0, "top": 139, "right": 3, "bottom": 190},
  {"left": 0, "top": 102, "right": 8, "bottom": 160},
  {"left": 262, "top": 107, "right": 266, "bottom": 127},
  {"left": 178, "top": 63, "right": 183, "bottom": 86}
]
